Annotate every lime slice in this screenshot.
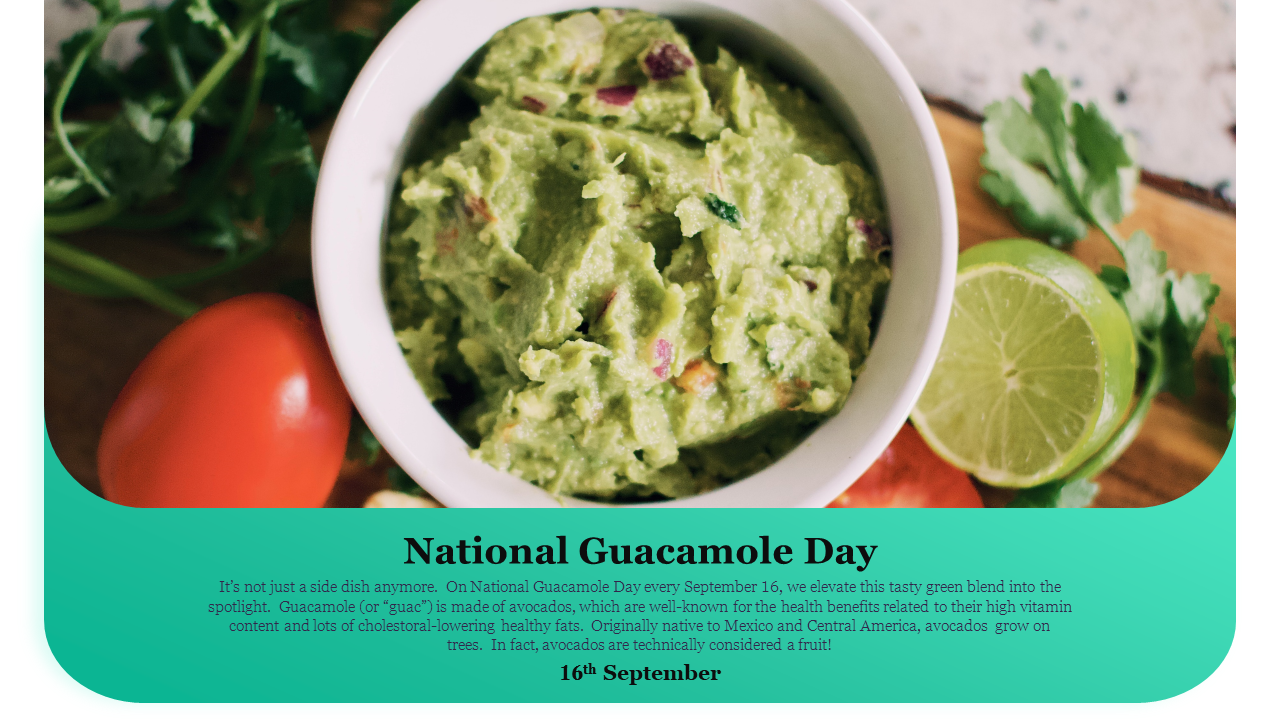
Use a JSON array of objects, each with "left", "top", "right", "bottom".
[{"left": 911, "top": 239, "right": 1137, "bottom": 488}]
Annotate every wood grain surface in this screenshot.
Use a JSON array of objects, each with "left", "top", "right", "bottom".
[{"left": 42, "top": 14, "right": 1235, "bottom": 507}]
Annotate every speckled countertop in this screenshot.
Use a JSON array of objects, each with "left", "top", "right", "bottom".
[
  {"left": 848, "top": 0, "right": 1235, "bottom": 199},
  {"left": 45, "top": 0, "right": 1236, "bottom": 199}
]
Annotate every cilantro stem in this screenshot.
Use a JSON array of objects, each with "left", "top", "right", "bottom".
[
  {"left": 46, "top": 146, "right": 86, "bottom": 182},
  {"left": 1036, "top": 105, "right": 1129, "bottom": 258},
  {"left": 43, "top": 154, "right": 76, "bottom": 181},
  {"left": 44, "top": 236, "right": 201, "bottom": 319},
  {"left": 44, "top": 262, "right": 116, "bottom": 297},
  {"left": 47, "top": 121, "right": 104, "bottom": 141},
  {"left": 45, "top": 124, "right": 114, "bottom": 181},
  {"left": 227, "top": 3, "right": 277, "bottom": 149},
  {"left": 171, "top": 9, "right": 270, "bottom": 127},
  {"left": 1056, "top": 343, "right": 1163, "bottom": 485},
  {"left": 44, "top": 196, "right": 124, "bottom": 234},
  {"left": 48, "top": 6, "right": 156, "bottom": 203},
  {"left": 1053, "top": 153, "right": 1129, "bottom": 257},
  {"left": 156, "top": 8, "right": 195, "bottom": 98},
  {"left": 44, "top": 237, "right": 276, "bottom": 298},
  {"left": 1095, "top": 223, "right": 1126, "bottom": 258},
  {"left": 51, "top": 21, "right": 118, "bottom": 199}
]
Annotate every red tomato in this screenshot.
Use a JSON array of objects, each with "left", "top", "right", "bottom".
[
  {"left": 98, "top": 294, "right": 352, "bottom": 508},
  {"left": 827, "top": 423, "right": 983, "bottom": 508}
]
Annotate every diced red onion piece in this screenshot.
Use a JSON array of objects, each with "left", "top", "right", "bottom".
[
  {"left": 855, "top": 218, "right": 890, "bottom": 251},
  {"left": 595, "top": 288, "right": 618, "bottom": 321},
  {"left": 596, "top": 85, "right": 638, "bottom": 106},
  {"left": 651, "top": 338, "right": 673, "bottom": 379},
  {"left": 435, "top": 227, "right": 458, "bottom": 255},
  {"left": 463, "top": 194, "right": 495, "bottom": 223},
  {"left": 521, "top": 95, "right": 547, "bottom": 113},
  {"left": 643, "top": 42, "right": 694, "bottom": 81}
]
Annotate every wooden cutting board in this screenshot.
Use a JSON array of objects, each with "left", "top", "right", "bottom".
[{"left": 43, "top": 98, "right": 1235, "bottom": 509}]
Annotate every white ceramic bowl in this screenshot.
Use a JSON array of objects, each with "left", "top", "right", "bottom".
[{"left": 313, "top": 0, "right": 957, "bottom": 507}]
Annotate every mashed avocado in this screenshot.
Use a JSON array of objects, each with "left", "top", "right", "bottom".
[{"left": 386, "top": 9, "right": 891, "bottom": 500}]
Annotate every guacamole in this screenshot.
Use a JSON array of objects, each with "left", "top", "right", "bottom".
[{"left": 386, "top": 9, "right": 891, "bottom": 500}]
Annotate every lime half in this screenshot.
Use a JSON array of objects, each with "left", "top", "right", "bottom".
[{"left": 911, "top": 239, "right": 1137, "bottom": 488}]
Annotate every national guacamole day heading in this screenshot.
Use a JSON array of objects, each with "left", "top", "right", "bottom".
[{"left": 404, "top": 536, "right": 877, "bottom": 570}]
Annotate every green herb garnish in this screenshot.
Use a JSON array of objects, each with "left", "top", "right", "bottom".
[
  {"left": 43, "top": 0, "right": 376, "bottom": 317},
  {"left": 387, "top": 465, "right": 426, "bottom": 497},
  {"left": 704, "top": 193, "right": 741, "bottom": 225},
  {"left": 980, "top": 68, "right": 1138, "bottom": 248},
  {"left": 1211, "top": 319, "right": 1236, "bottom": 429},
  {"left": 1006, "top": 476, "right": 1100, "bottom": 509},
  {"left": 980, "top": 69, "right": 1230, "bottom": 503},
  {"left": 344, "top": 413, "right": 383, "bottom": 466}
]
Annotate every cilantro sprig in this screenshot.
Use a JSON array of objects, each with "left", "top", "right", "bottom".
[
  {"left": 979, "top": 69, "right": 1231, "bottom": 505},
  {"left": 1006, "top": 476, "right": 1100, "bottom": 510},
  {"left": 1211, "top": 320, "right": 1236, "bottom": 429},
  {"left": 44, "top": 0, "right": 376, "bottom": 317}
]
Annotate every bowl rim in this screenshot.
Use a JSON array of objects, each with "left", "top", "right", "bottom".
[{"left": 312, "top": 0, "right": 958, "bottom": 508}]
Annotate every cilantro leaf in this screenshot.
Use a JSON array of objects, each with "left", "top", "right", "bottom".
[
  {"left": 705, "top": 193, "right": 741, "bottom": 225},
  {"left": 247, "top": 108, "right": 318, "bottom": 238},
  {"left": 345, "top": 414, "right": 383, "bottom": 467},
  {"left": 1024, "top": 68, "right": 1071, "bottom": 158},
  {"left": 186, "top": 0, "right": 235, "bottom": 46},
  {"left": 1162, "top": 270, "right": 1219, "bottom": 398},
  {"left": 1103, "top": 230, "right": 1219, "bottom": 399},
  {"left": 45, "top": 176, "right": 87, "bottom": 206},
  {"left": 130, "top": 0, "right": 227, "bottom": 93},
  {"left": 267, "top": 31, "right": 322, "bottom": 89},
  {"left": 1211, "top": 320, "right": 1236, "bottom": 429},
  {"left": 979, "top": 69, "right": 1138, "bottom": 247},
  {"left": 79, "top": 96, "right": 195, "bottom": 203},
  {"left": 1071, "top": 101, "right": 1138, "bottom": 226},
  {"left": 110, "top": 1, "right": 243, "bottom": 129},
  {"left": 979, "top": 98, "right": 1086, "bottom": 245},
  {"left": 187, "top": 196, "right": 258, "bottom": 255},
  {"left": 46, "top": 29, "right": 127, "bottom": 114},
  {"left": 86, "top": 0, "right": 122, "bottom": 16},
  {"left": 1008, "top": 476, "right": 1099, "bottom": 508},
  {"left": 385, "top": 0, "right": 422, "bottom": 32},
  {"left": 387, "top": 466, "right": 425, "bottom": 496},
  {"left": 262, "top": 4, "right": 374, "bottom": 125},
  {"left": 1106, "top": 230, "right": 1167, "bottom": 332}
]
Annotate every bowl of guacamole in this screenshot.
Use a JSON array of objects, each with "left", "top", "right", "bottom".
[{"left": 313, "top": 0, "right": 957, "bottom": 507}]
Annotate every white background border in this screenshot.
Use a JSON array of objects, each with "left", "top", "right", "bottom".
[{"left": 5, "top": 1, "right": 1272, "bottom": 717}]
